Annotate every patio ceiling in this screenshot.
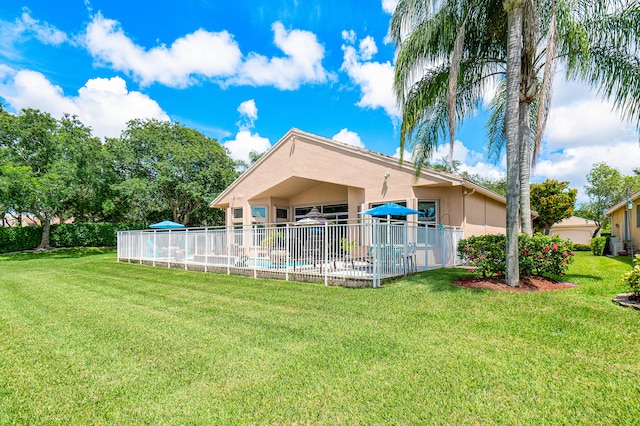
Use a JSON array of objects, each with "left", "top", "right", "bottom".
[{"left": 248, "top": 176, "right": 361, "bottom": 201}]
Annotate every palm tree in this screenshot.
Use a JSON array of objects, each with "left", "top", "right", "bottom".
[
  {"left": 489, "top": 0, "right": 640, "bottom": 234},
  {"left": 390, "top": 0, "right": 524, "bottom": 286},
  {"left": 392, "top": 0, "right": 640, "bottom": 285}
]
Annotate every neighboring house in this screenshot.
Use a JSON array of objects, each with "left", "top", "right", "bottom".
[
  {"left": 605, "top": 189, "right": 640, "bottom": 255},
  {"left": 211, "top": 128, "right": 506, "bottom": 237},
  {"left": 1, "top": 213, "right": 73, "bottom": 227},
  {"left": 549, "top": 216, "right": 599, "bottom": 245}
]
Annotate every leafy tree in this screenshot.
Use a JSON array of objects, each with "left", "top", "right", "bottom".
[
  {"left": 0, "top": 109, "right": 86, "bottom": 248},
  {"left": 580, "top": 162, "right": 640, "bottom": 235},
  {"left": 235, "top": 149, "right": 267, "bottom": 173},
  {"left": 108, "top": 119, "right": 237, "bottom": 226},
  {"left": 530, "top": 179, "right": 577, "bottom": 234}
]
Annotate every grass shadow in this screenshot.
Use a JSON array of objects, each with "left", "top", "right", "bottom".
[{"left": 0, "top": 247, "right": 114, "bottom": 261}]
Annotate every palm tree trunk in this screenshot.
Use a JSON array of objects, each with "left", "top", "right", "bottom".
[
  {"left": 504, "top": 0, "right": 524, "bottom": 287},
  {"left": 519, "top": 101, "right": 533, "bottom": 235}
]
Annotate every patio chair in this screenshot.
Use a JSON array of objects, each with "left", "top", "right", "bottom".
[{"left": 344, "top": 245, "right": 374, "bottom": 268}]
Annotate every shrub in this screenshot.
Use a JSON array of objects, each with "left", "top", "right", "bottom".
[
  {"left": 457, "top": 234, "right": 506, "bottom": 278},
  {"left": 590, "top": 236, "right": 607, "bottom": 256},
  {"left": 621, "top": 255, "right": 640, "bottom": 300},
  {"left": 0, "top": 226, "right": 41, "bottom": 253},
  {"left": 458, "top": 234, "right": 575, "bottom": 278},
  {"left": 572, "top": 244, "right": 592, "bottom": 252},
  {"left": 0, "top": 222, "right": 146, "bottom": 253}
]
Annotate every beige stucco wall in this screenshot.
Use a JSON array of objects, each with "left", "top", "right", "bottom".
[
  {"left": 609, "top": 203, "right": 640, "bottom": 250},
  {"left": 462, "top": 191, "right": 506, "bottom": 237},
  {"left": 549, "top": 229, "right": 592, "bottom": 245},
  {"left": 213, "top": 129, "right": 507, "bottom": 238}
]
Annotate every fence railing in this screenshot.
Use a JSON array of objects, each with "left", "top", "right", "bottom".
[{"left": 117, "top": 220, "right": 464, "bottom": 287}]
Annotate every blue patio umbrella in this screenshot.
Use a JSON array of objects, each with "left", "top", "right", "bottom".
[
  {"left": 149, "top": 220, "right": 185, "bottom": 229},
  {"left": 359, "top": 203, "right": 421, "bottom": 217}
]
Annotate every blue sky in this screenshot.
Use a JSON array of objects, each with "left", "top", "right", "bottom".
[{"left": 1, "top": 0, "right": 638, "bottom": 202}]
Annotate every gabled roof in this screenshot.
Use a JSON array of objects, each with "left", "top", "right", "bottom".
[
  {"left": 211, "top": 128, "right": 505, "bottom": 207},
  {"left": 605, "top": 189, "right": 640, "bottom": 216},
  {"left": 550, "top": 216, "right": 598, "bottom": 229}
]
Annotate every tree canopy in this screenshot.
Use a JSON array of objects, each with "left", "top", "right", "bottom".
[
  {"left": 530, "top": 179, "right": 577, "bottom": 235},
  {"left": 107, "top": 119, "right": 237, "bottom": 226},
  {"left": 0, "top": 107, "right": 237, "bottom": 247}
]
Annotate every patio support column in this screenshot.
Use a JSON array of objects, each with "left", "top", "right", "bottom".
[{"left": 153, "top": 230, "right": 157, "bottom": 266}]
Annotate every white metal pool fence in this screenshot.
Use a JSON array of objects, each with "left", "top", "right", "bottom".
[{"left": 117, "top": 219, "right": 464, "bottom": 287}]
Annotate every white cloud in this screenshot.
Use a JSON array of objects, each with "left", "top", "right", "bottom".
[
  {"left": 237, "top": 99, "right": 258, "bottom": 130},
  {"left": 393, "top": 146, "right": 413, "bottom": 161},
  {"left": 83, "top": 15, "right": 331, "bottom": 90},
  {"left": 332, "top": 128, "right": 365, "bottom": 148},
  {"left": 341, "top": 32, "right": 399, "bottom": 119},
  {"left": 223, "top": 130, "right": 271, "bottom": 164},
  {"left": 83, "top": 13, "right": 242, "bottom": 88},
  {"left": 543, "top": 80, "right": 637, "bottom": 151},
  {"left": 231, "top": 22, "right": 333, "bottom": 90},
  {"left": 382, "top": 0, "right": 399, "bottom": 14},
  {"left": 531, "top": 77, "right": 640, "bottom": 202},
  {"left": 394, "top": 139, "right": 505, "bottom": 181},
  {"left": 0, "top": 9, "right": 68, "bottom": 58},
  {"left": 0, "top": 67, "right": 168, "bottom": 138}
]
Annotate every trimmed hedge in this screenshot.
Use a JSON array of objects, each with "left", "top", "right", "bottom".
[
  {"left": 0, "top": 226, "right": 41, "bottom": 253},
  {"left": 458, "top": 233, "right": 575, "bottom": 278},
  {"left": 0, "top": 222, "right": 145, "bottom": 253}
]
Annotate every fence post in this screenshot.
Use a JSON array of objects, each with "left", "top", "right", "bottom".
[
  {"left": 204, "top": 227, "right": 208, "bottom": 273},
  {"left": 226, "top": 226, "right": 231, "bottom": 275},
  {"left": 324, "top": 221, "right": 329, "bottom": 286},
  {"left": 285, "top": 224, "right": 290, "bottom": 282},
  {"left": 153, "top": 230, "right": 157, "bottom": 266},
  {"left": 372, "top": 218, "right": 379, "bottom": 288}
]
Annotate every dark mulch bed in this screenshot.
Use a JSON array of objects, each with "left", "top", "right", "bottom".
[{"left": 452, "top": 275, "right": 576, "bottom": 292}]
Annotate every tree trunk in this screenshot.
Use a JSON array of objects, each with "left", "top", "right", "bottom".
[
  {"left": 519, "top": 101, "right": 533, "bottom": 235},
  {"left": 38, "top": 216, "right": 51, "bottom": 250},
  {"left": 504, "top": 1, "right": 524, "bottom": 287}
]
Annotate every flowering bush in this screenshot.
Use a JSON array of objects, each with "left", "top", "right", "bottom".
[
  {"left": 457, "top": 234, "right": 575, "bottom": 278},
  {"left": 621, "top": 255, "right": 640, "bottom": 300}
]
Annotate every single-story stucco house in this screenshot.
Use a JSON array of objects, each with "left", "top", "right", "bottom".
[
  {"left": 605, "top": 189, "right": 640, "bottom": 255},
  {"left": 549, "top": 216, "right": 599, "bottom": 246},
  {"left": 210, "top": 128, "right": 506, "bottom": 237}
]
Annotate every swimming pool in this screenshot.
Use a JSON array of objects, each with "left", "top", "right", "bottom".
[{"left": 242, "top": 258, "right": 311, "bottom": 268}]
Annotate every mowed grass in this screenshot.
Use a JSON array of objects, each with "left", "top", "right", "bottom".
[{"left": 1, "top": 249, "right": 639, "bottom": 424}]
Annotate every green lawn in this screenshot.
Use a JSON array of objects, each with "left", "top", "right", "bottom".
[{"left": 1, "top": 249, "right": 638, "bottom": 424}]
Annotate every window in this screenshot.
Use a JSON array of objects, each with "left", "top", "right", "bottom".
[
  {"left": 369, "top": 201, "right": 408, "bottom": 221},
  {"left": 294, "top": 204, "right": 348, "bottom": 223},
  {"left": 636, "top": 204, "right": 640, "bottom": 228},
  {"left": 233, "top": 207, "right": 243, "bottom": 220},
  {"left": 276, "top": 208, "right": 289, "bottom": 220},
  {"left": 418, "top": 200, "right": 437, "bottom": 225},
  {"left": 251, "top": 206, "right": 267, "bottom": 220}
]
